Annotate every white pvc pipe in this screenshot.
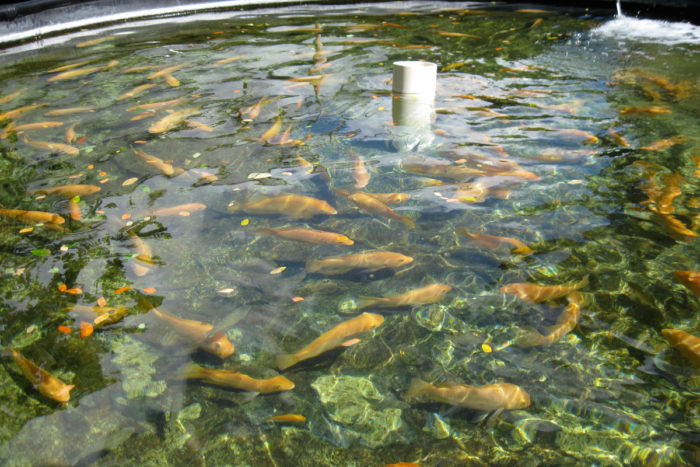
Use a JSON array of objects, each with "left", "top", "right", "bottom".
[{"left": 392, "top": 61, "right": 437, "bottom": 97}]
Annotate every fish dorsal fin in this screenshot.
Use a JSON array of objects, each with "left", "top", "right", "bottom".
[{"left": 434, "top": 382, "right": 458, "bottom": 389}]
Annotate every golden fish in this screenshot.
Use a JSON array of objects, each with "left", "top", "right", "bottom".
[
  {"left": 306, "top": 251, "right": 413, "bottom": 275},
  {"left": 550, "top": 128, "right": 599, "bottom": 144},
  {"left": 116, "top": 83, "right": 156, "bottom": 100},
  {"left": 607, "top": 128, "right": 629, "bottom": 147},
  {"left": 30, "top": 184, "right": 100, "bottom": 198},
  {"left": 67, "top": 304, "right": 129, "bottom": 327},
  {"left": 455, "top": 180, "right": 511, "bottom": 203},
  {"left": 126, "top": 97, "right": 186, "bottom": 112},
  {"left": 441, "top": 61, "right": 471, "bottom": 72},
  {"left": 662, "top": 329, "right": 700, "bottom": 366},
  {"left": 23, "top": 136, "right": 79, "bottom": 156},
  {"left": 459, "top": 228, "right": 533, "bottom": 254},
  {"left": 516, "top": 292, "right": 583, "bottom": 347},
  {"left": 641, "top": 135, "right": 687, "bottom": 151},
  {"left": 641, "top": 172, "right": 682, "bottom": 214},
  {"left": 402, "top": 158, "right": 486, "bottom": 181},
  {"left": 163, "top": 74, "right": 180, "bottom": 87},
  {"left": 123, "top": 65, "right": 160, "bottom": 73},
  {"left": 0, "top": 208, "right": 65, "bottom": 225},
  {"left": 68, "top": 200, "right": 81, "bottom": 220},
  {"left": 266, "top": 414, "right": 306, "bottom": 423},
  {"left": 2, "top": 121, "right": 63, "bottom": 134},
  {"left": 0, "top": 103, "right": 45, "bottom": 120},
  {"left": 150, "top": 307, "right": 235, "bottom": 357},
  {"left": 501, "top": 275, "right": 589, "bottom": 303},
  {"left": 256, "top": 227, "right": 353, "bottom": 245},
  {"left": 336, "top": 189, "right": 415, "bottom": 228},
  {"left": 357, "top": 283, "right": 452, "bottom": 310},
  {"left": 126, "top": 229, "right": 153, "bottom": 277},
  {"left": 64, "top": 121, "right": 78, "bottom": 143},
  {"left": 48, "top": 65, "right": 104, "bottom": 82},
  {"left": 234, "top": 194, "right": 337, "bottom": 219},
  {"left": 184, "top": 120, "right": 214, "bottom": 132},
  {"left": 347, "top": 148, "right": 370, "bottom": 189},
  {"left": 213, "top": 55, "right": 243, "bottom": 66},
  {"left": 76, "top": 35, "right": 117, "bottom": 47},
  {"left": 240, "top": 95, "right": 274, "bottom": 121},
  {"left": 185, "top": 364, "right": 293, "bottom": 393},
  {"left": 148, "top": 107, "right": 200, "bottom": 133},
  {"left": 259, "top": 115, "right": 282, "bottom": 142},
  {"left": 674, "top": 270, "right": 700, "bottom": 297},
  {"left": 8, "top": 347, "right": 74, "bottom": 403},
  {"left": 0, "top": 88, "right": 26, "bottom": 105},
  {"left": 404, "top": 379, "right": 530, "bottom": 411},
  {"left": 139, "top": 202, "right": 206, "bottom": 218},
  {"left": 47, "top": 60, "right": 95, "bottom": 73},
  {"left": 148, "top": 63, "right": 188, "bottom": 80},
  {"left": 651, "top": 212, "right": 697, "bottom": 241},
  {"left": 619, "top": 106, "right": 671, "bottom": 115},
  {"left": 294, "top": 154, "right": 314, "bottom": 173},
  {"left": 131, "top": 146, "right": 185, "bottom": 177},
  {"left": 276, "top": 312, "right": 384, "bottom": 370},
  {"left": 362, "top": 192, "right": 411, "bottom": 205},
  {"left": 436, "top": 31, "right": 480, "bottom": 38},
  {"left": 44, "top": 106, "right": 96, "bottom": 116}
]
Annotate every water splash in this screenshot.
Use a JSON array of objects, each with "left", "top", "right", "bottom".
[
  {"left": 616, "top": 0, "right": 623, "bottom": 18},
  {"left": 592, "top": 13, "right": 700, "bottom": 45}
]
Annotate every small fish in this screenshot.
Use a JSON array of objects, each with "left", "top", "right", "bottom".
[
  {"left": 1, "top": 121, "right": 63, "bottom": 136},
  {"left": 150, "top": 307, "right": 235, "bottom": 357},
  {"left": 47, "top": 60, "right": 95, "bottom": 73},
  {"left": 256, "top": 227, "right": 353, "bottom": 245},
  {"left": 402, "top": 157, "right": 486, "bottom": 181},
  {"left": 404, "top": 379, "right": 530, "bottom": 411},
  {"left": 662, "top": 329, "right": 700, "bottom": 366},
  {"left": 550, "top": 128, "right": 599, "bottom": 144},
  {"left": 184, "top": 364, "right": 293, "bottom": 393},
  {"left": 436, "top": 31, "right": 480, "bottom": 38},
  {"left": 68, "top": 200, "right": 81, "bottom": 220},
  {"left": 234, "top": 194, "right": 337, "bottom": 219},
  {"left": 641, "top": 135, "right": 687, "bottom": 151},
  {"left": 116, "top": 83, "right": 156, "bottom": 101},
  {"left": 651, "top": 212, "right": 697, "bottom": 241},
  {"left": 148, "top": 107, "right": 200, "bottom": 133},
  {"left": 619, "top": 106, "right": 672, "bottom": 115},
  {"left": 516, "top": 292, "right": 583, "bottom": 347},
  {"left": 266, "top": 414, "right": 306, "bottom": 423},
  {"left": 48, "top": 65, "right": 104, "bottom": 82},
  {"left": 0, "top": 208, "right": 65, "bottom": 225},
  {"left": 8, "top": 347, "right": 74, "bottom": 402},
  {"left": 459, "top": 227, "right": 533, "bottom": 254},
  {"left": 362, "top": 192, "right": 411, "bottom": 205},
  {"left": 0, "top": 103, "right": 45, "bottom": 120},
  {"left": 213, "top": 55, "right": 243, "bottom": 66},
  {"left": 131, "top": 146, "right": 185, "bottom": 177},
  {"left": 276, "top": 312, "right": 384, "bottom": 370},
  {"left": 641, "top": 172, "right": 682, "bottom": 214},
  {"left": 357, "top": 284, "right": 452, "bottom": 310},
  {"left": 126, "top": 97, "right": 186, "bottom": 112},
  {"left": 126, "top": 229, "right": 153, "bottom": 277},
  {"left": 184, "top": 120, "right": 214, "bottom": 132},
  {"left": 123, "top": 65, "right": 161, "bottom": 73},
  {"left": 306, "top": 251, "right": 413, "bottom": 275},
  {"left": 501, "top": 275, "right": 589, "bottom": 303},
  {"left": 0, "top": 88, "right": 26, "bottom": 105},
  {"left": 607, "top": 128, "right": 629, "bottom": 147},
  {"left": 30, "top": 184, "right": 100, "bottom": 198},
  {"left": 76, "top": 35, "right": 117, "bottom": 47},
  {"left": 23, "top": 136, "right": 79, "bottom": 156},
  {"left": 674, "top": 270, "right": 700, "bottom": 297},
  {"left": 347, "top": 148, "right": 370, "bottom": 189},
  {"left": 336, "top": 189, "right": 414, "bottom": 228},
  {"left": 64, "top": 121, "right": 78, "bottom": 143},
  {"left": 44, "top": 106, "right": 96, "bottom": 116},
  {"left": 259, "top": 115, "right": 282, "bottom": 142},
  {"left": 163, "top": 74, "right": 180, "bottom": 87},
  {"left": 148, "top": 63, "right": 188, "bottom": 80},
  {"left": 240, "top": 96, "right": 275, "bottom": 121},
  {"left": 67, "top": 304, "right": 129, "bottom": 327},
  {"left": 139, "top": 202, "right": 206, "bottom": 218}
]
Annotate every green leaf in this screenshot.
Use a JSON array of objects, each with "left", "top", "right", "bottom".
[{"left": 31, "top": 249, "right": 50, "bottom": 257}]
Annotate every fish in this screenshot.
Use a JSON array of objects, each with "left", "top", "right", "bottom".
[
  {"left": 266, "top": 414, "right": 306, "bottom": 423},
  {"left": 23, "top": 136, "right": 79, "bottom": 156},
  {"left": 404, "top": 379, "right": 530, "bottom": 411},
  {"left": 0, "top": 88, "right": 26, "bottom": 105},
  {"left": 163, "top": 74, "right": 180, "bottom": 87},
  {"left": 184, "top": 364, "right": 293, "bottom": 393},
  {"left": 516, "top": 292, "right": 583, "bottom": 347},
  {"left": 0, "top": 208, "right": 65, "bottom": 225},
  {"left": 68, "top": 200, "right": 81, "bottom": 220},
  {"left": 501, "top": 275, "right": 589, "bottom": 303},
  {"left": 651, "top": 212, "right": 697, "bottom": 241},
  {"left": 138, "top": 202, "right": 206, "bottom": 218},
  {"left": 44, "top": 106, "right": 96, "bottom": 116},
  {"left": 213, "top": 55, "right": 243, "bottom": 66},
  {"left": 641, "top": 172, "right": 682, "bottom": 214},
  {"left": 30, "top": 184, "right": 100, "bottom": 198},
  {"left": 619, "top": 106, "right": 672, "bottom": 115},
  {"left": 66, "top": 304, "right": 129, "bottom": 327},
  {"left": 361, "top": 192, "right": 411, "bottom": 205},
  {"left": 402, "top": 157, "right": 486, "bottom": 181},
  {"left": 148, "top": 107, "right": 200, "bottom": 133},
  {"left": 116, "top": 83, "right": 156, "bottom": 100},
  {"left": 126, "top": 97, "right": 186, "bottom": 112},
  {"left": 240, "top": 96, "right": 277, "bottom": 121},
  {"left": 641, "top": 135, "right": 687, "bottom": 151},
  {"left": 662, "top": 329, "right": 700, "bottom": 366},
  {"left": 76, "top": 35, "right": 117, "bottom": 47},
  {"left": 674, "top": 270, "right": 700, "bottom": 297},
  {"left": 234, "top": 194, "right": 337, "bottom": 219},
  {"left": 256, "top": 227, "right": 353, "bottom": 245},
  {"left": 549, "top": 128, "right": 599, "bottom": 144},
  {"left": 126, "top": 229, "right": 153, "bottom": 277},
  {"left": 0, "top": 103, "right": 45, "bottom": 120},
  {"left": 123, "top": 65, "right": 161, "bottom": 73},
  {"left": 454, "top": 179, "right": 512, "bottom": 203},
  {"left": 276, "top": 312, "right": 384, "bottom": 370},
  {"left": 347, "top": 148, "right": 370, "bottom": 188},
  {"left": 148, "top": 63, "right": 188, "bottom": 80},
  {"left": 8, "top": 347, "right": 74, "bottom": 402},
  {"left": 64, "top": 121, "right": 78, "bottom": 143},
  {"left": 259, "top": 115, "right": 282, "bottom": 142},
  {"left": 459, "top": 227, "right": 533, "bottom": 254},
  {"left": 357, "top": 284, "right": 452, "bottom": 310},
  {"left": 0, "top": 121, "right": 63, "bottom": 137},
  {"left": 150, "top": 307, "right": 235, "bottom": 357},
  {"left": 47, "top": 60, "right": 95, "bottom": 73},
  {"left": 48, "top": 65, "right": 104, "bottom": 81},
  {"left": 131, "top": 146, "right": 185, "bottom": 177},
  {"left": 306, "top": 251, "right": 413, "bottom": 275},
  {"left": 336, "top": 188, "right": 414, "bottom": 228},
  {"left": 436, "top": 31, "right": 480, "bottom": 38},
  {"left": 184, "top": 120, "right": 214, "bottom": 132}
]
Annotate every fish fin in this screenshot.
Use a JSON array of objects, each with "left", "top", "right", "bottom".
[
  {"left": 239, "top": 391, "right": 260, "bottom": 403},
  {"left": 404, "top": 378, "right": 430, "bottom": 400},
  {"left": 511, "top": 245, "right": 534, "bottom": 255},
  {"left": 400, "top": 215, "right": 416, "bottom": 229},
  {"left": 485, "top": 408, "right": 504, "bottom": 426},
  {"left": 305, "top": 260, "right": 321, "bottom": 273},
  {"left": 457, "top": 226, "right": 473, "bottom": 238},
  {"left": 514, "top": 326, "right": 545, "bottom": 348},
  {"left": 470, "top": 410, "right": 492, "bottom": 424},
  {"left": 276, "top": 353, "right": 296, "bottom": 371},
  {"left": 341, "top": 338, "right": 361, "bottom": 347}
]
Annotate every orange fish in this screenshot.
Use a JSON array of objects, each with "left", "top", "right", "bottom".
[
  {"left": 402, "top": 158, "right": 486, "bottom": 181},
  {"left": 662, "top": 329, "right": 700, "bottom": 366},
  {"left": 336, "top": 189, "right": 414, "bottom": 228},
  {"left": 131, "top": 146, "right": 185, "bottom": 177},
  {"left": 607, "top": 128, "right": 629, "bottom": 147},
  {"left": 0, "top": 208, "right": 65, "bottom": 226},
  {"left": 0, "top": 121, "right": 63, "bottom": 138},
  {"left": 148, "top": 64, "right": 188, "bottom": 80},
  {"left": 0, "top": 88, "right": 26, "bottom": 105},
  {"left": 44, "top": 106, "right": 96, "bottom": 116},
  {"left": 641, "top": 135, "right": 687, "bottom": 151},
  {"left": 266, "top": 414, "right": 306, "bottom": 423},
  {"left": 256, "top": 227, "right": 353, "bottom": 245},
  {"left": 30, "top": 184, "right": 100, "bottom": 198},
  {"left": 148, "top": 107, "right": 200, "bottom": 133},
  {"left": 347, "top": 148, "right": 370, "bottom": 189},
  {"left": 459, "top": 228, "right": 533, "bottom": 254},
  {"left": 259, "top": 115, "right": 282, "bottom": 142},
  {"left": 501, "top": 275, "right": 589, "bottom": 303},
  {"left": 619, "top": 106, "right": 671, "bottom": 115},
  {"left": 234, "top": 194, "right": 337, "bottom": 219},
  {"left": 0, "top": 103, "right": 45, "bottom": 120},
  {"left": 404, "top": 379, "right": 530, "bottom": 411},
  {"left": 23, "top": 136, "right": 79, "bottom": 156},
  {"left": 362, "top": 192, "right": 411, "bottom": 205},
  {"left": 64, "top": 121, "right": 78, "bottom": 143},
  {"left": 651, "top": 212, "right": 697, "bottom": 241},
  {"left": 68, "top": 200, "right": 82, "bottom": 221},
  {"left": 116, "top": 83, "right": 156, "bottom": 101},
  {"left": 641, "top": 172, "right": 682, "bottom": 214},
  {"left": 184, "top": 364, "right": 293, "bottom": 393},
  {"left": 163, "top": 74, "right": 180, "bottom": 87},
  {"left": 8, "top": 348, "right": 74, "bottom": 402},
  {"left": 126, "top": 97, "right": 186, "bottom": 112},
  {"left": 516, "top": 292, "right": 583, "bottom": 347},
  {"left": 276, "top": 312, "right": 384, "bottom": 370},
  {"left": 48, "top": 65, "right": 104, "bottom": 81},
  {"left": 139, "top": 202, "right": 206, "bottom": 218},
  {"left": 150, "top": 307, "right": 234, "bottom": 357},
  {"left": 306, "top": 251, "right": 413, "bottom": 275},
  {"left": 125, "top": 229, "right": 153, "bottom": 277},
  {"left": 357, "top": 284, "right": 452, "bottom": 310},
  {"left": 674, "top": 270, "right": 700, "bottom": 297}
]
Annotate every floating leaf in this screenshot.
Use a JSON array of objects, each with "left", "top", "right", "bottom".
[
  {"left": 80, "top": 321, "right": 94, "bottom": 338},
  {"left": 270, "top": 266, "right": 286, "bottom": 275},
  {"left": 114, "top": 285, "right": 132, "bottom": 294},
  {"left": 31, "top": 248, "right": 50, "bottom": 257},
  {"left": 178, "top": 211, "right": 191, "bottom": 217},
  {"left": 121, "top": 213, "right": 131, "bottom": 220},
  {"left": 97, "top": 296, "right": 107, "bottom": 307},
  {"left": 71, "top": 195, "right": 80, "bottom": 203},
  {"left": 58, "top": 284, "right": 67, "bottom": 292},
  {"left": 122, "top": 177, "right": 138, "bottom": 186},
  {"left": 57, "top": 325, "right": 72, "bottom": 334},
  {"left": 292, "top": 296, "right": 304, "bottom": 302},
  {"left": 66, "top": 288, "right": 83, "bottom": 294},
  {"left": 143, "top": 287, "right": 157, "bottom": 294},
  {"left": 241, "top": 219, "right": 249, "bottom": 226},
  {"left": 481, "top": 343, "right": 493, "bottom": 353}
]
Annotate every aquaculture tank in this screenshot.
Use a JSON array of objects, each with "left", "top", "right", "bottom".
[{"left": 1, "top": 0, "right": 699, "bottom": 465}]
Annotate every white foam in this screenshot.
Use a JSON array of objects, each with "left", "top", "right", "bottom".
[{"left": 592, "top": 15, "right": 700, "bottom": 45}]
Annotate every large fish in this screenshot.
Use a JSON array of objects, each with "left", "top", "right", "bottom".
[
  {"left": 126, "top": 229, "right": 153, "bottom": 277},
  {"left": 23, "top": 136, "right": 79, "bottom": 156},
  {"left": 357, "top": 283, "right": 452, "bottom": 310},
  {"left": 402, "top": 157, "right": 486, "bottom": 181},
  {"left": 674, "top": 270, "right": 700, "bottom": 297},
  {"left": 0, "top": 103, "right": 45, "bottom": 120},
  {"left": 256, "top": 227, "right": 353, "bottom": 245},
  {"left": 662, "top": 329, "right": 700, "bottom": 366},
  {"left": 501, "top": 275, "right": 588, "bottom": 303},
  {"left": 306, "top": 251, "right": 413, "bottom": 275},
  {"left": 184, "top": 364, "right": 294, "bottom": 393},
  {"left": 8, "top": 348, "right": 74, "bottom": 402},
  {"left": 0, "top": 208, "right": 65, "bottom": 226},
  {"left": 131, "top": 146, "right": 185, "bottom": 177},
  {"left": 404, "top": 379, "right": 530, "bottom": 411},
  {"left": 361, "top": 192, "right": 410, "bottom": 205},
  {"left": 516, "top": 292, "right": 583, "bottom": 347},
  {"left": 459, "top": 227, "right": 533, "bottom": 254},
  {"left": 138, "top": 202, "right": 206, "bottom": 218},
  {"left": 148, "top": 107, "right": 200, "bottom": 133},
  {"left": 30, "top": 184, "right": 100, "bottom": 198},
  {"left": 336, "top": 188, "right": 414, "bottom": 228},
  {"left": 150, "top": 307, "right": 234, "bottom": 358},
  {"left": 234, "top": 194, "right": 337, "bottom": 219},
  {"left": 276, "top": 312, "right": 384, "bottom": 370}
]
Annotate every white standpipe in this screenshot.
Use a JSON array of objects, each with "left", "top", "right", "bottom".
[{"left": 391, "top": 61, "right": 437, "bottom": 152}]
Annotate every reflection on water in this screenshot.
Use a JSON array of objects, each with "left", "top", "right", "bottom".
[{"left": 1, "top": 2, "right": 699, "bottom": 465}]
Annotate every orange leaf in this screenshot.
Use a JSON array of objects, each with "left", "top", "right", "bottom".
[
  {"left": 143, "top": 287, "right": 157, "bottom": 294},
  {"left": 77, "top": 136, "right": 87, "bottom": 143},
  {"left": 80, "top": 321, "right": 94, "bottom": 338},
  {"left": 57, "top": 325, "right": 72, "bottom": 334},
  {"left": 65, "top": 288, "right": 83, "bottom": 294},
  {"left": 292, "top": 296, "right": 304, "bottom": 302},
  {"left": 121, "top": 213, "right": 131, "bottom": 220},
  {"left": 87, "top": 164, "right": 94, "bottom": 169},
  {"left": 96, "top": 296, "right": 107, "bottom": 307},
  {"left": 114, "top": 285, "right": 132, "bottom": 294},
  {"left": 58, "top": 284, "right": 67, "bottom": 292},
  {"left": 134, "top": 140, "right": 147, "bottom": 144},
  {"left": 99, "top": 171, "right": 107, "bottom": 177}
]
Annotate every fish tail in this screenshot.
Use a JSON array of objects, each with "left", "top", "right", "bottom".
[
  {"left": 514, "top": 326, "right": 545, "bottom": 348},
  {"left": 356, "top": 297, "right": 382, "bottom": 310},
  {"left": 305, "top": 260, "right": 321, "bottom": 273},
  {"left": 181, "top": 363, "right": 204, "bottom": 380},
  {"left": 404, "top": 378, "right": 431, "bottom": 400},
  {"left": 256, "top": 227, "right": 275, "bottom": 235},
  {"left": 400, "top": 215, "right": 416, "bottom": 229},
  {"left": 276, "top": 353, "right": 296, "bottom": 371}
]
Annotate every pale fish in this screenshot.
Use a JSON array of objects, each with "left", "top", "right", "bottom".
[
  {"left": 64, "top": 121, "right": 79, "bottom": 143},
  {"left": 131, "top": 146, "right": 185, "bottom": 177},
  {"left": 150, "top": 307, "right": 235, "bottom": 357},
  {"left": 357, "top": 283, "right": 452, "bottom": 310},
  {"left": 459, "top": 227, "right": 533, "bottom": 254},
  {"left": 126, "top": 97, "right": 186, "bottom": 112},
  {"left": 0, "top": 103, "right": 45, "bottom": 120},
  {"left": 184, "top": 364, "right": 293, "bottom": 393},
  {"left": 116, "top": 83, "right": 156, "bottom": 101},
  {"left": 516, "top": 292, "right": 583, "bottom": 347},
  {"left": 404, "top": 379, "right": 530, "bottom": 411},
  {"left": 256, "top": 227, "right": 353, "bottom": 245},
  {"left": 501, "top": 275, "right": 589, "bottom": 303},
  {"left": 8, "top": 348, "right": 74, "bottom": 402},
  {"left": 233, "top": 194, "right": 337, "bottom": 219},
  {"left": 347, "top": 148, "right": 370, "bottom": 188},
  {"left": 306, "top": 251, "right": 413, "bottom": 275},
  {"left": 148, "top": 63, "right": 188, "bottom": 80},
  {"left": 126, "top": 229, "right": 153, "bottom": 277},
  {"left": 138, "top": 202, "right": 206, "bottom": 218},
  {"left": 336, "top": 188, "right": 414, "bottom": 228},
  {"left": 44, "top": 106, "right": 96, "bottom": 116},
  {"left": 148, "top": 107, "right": 200, "bottom": 133},
  {"left": 23, "top": 136, "right": 79, "bottom": 156}
]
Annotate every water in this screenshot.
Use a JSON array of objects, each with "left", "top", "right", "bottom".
[{"left": 1, "top": 2, "right": 699, "bottom": 465}]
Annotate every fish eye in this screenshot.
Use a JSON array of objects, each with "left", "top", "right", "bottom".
[{"left": 214, "top": 342, "right": 222, "bottom": 350}]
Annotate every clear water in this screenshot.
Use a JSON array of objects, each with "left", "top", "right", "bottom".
[{"left": 0, "top": 2, "right": 699, "bottom": 465}]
